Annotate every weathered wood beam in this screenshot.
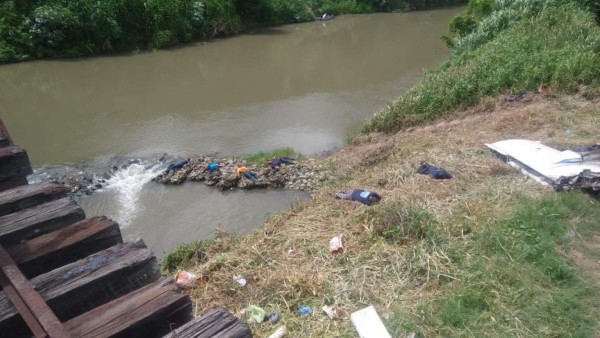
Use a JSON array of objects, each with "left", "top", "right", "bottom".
[
  {"left": 0, "top": 182, "right": 67, "bottom": 217},
  {"left": 0, "top": 197, "right": 85, "bottom": 246},
  {"left": 0, "top": 176, "right": 29, "bottom": 195},
  {"left": 64, "top": 279, "right": 192, "bottom": 338},
  {"left": 0, "top": 241, "right": 160, "bottom": 336},
  {"left": 0, "top": 245, "right": 71, "bottom": 338},
  {"left": 0, "top": 119, "right": 14, "bottom": 147},
  {"left": 0, "top": 146, "right": 32, "bottom": 192},
  {"left": 162, "top": 307, "right": 252, "bottom": 338},
  {"left": 7, "top": 216, "right": 123, "bottom": 278}
]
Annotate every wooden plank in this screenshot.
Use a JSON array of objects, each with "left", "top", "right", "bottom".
[
  {"left": 162, "top": 307, "right": 252, "bottom": 338},
  {"left": 0, "top": 182, "right": 67, "bottom": 217},
  {"left": 7, "top": 216, "right": 123, "bottom": 278},
  {"left": 0, "top": 197, "right": 85, "bottom": 246},
  {"left": 0, "top": 119, "right": 14, "bottom": 147},
  {"left": 0, "top": 280, "right": 38, "bottom": 338},
  {"left": 0, "top": 176, "right": 29, "bottom": 195},
  {"left": 0, "top": 145, "right": 32, "bottom": 183},
  {"left": 0, "top": 245, "right": 71, "bottom": 338},
  {"left": 64, "top": 279, "right": 192, "bottom": 338},
  {"left": 0, "top": 241, "right": 160, "bottom": 336}
]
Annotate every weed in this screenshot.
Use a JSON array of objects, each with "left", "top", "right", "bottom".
[
  {"left": 370, "top": 202, "right": 439, "bottom": 244},
  {"left": 160, "top": 240, "right": 210, "bottom": 273},
  {"left": 241, "top": 147, "right": 297, "bottom": 165},
  {"left": 161, "top": 225, "right": 236, "bottom": 273}
]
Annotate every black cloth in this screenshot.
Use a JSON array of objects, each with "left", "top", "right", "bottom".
[{"left": 416, "top": 163, "right": 453, "bottom": 179}]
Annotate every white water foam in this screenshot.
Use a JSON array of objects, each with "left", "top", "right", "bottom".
[{"left": 105, "top": 162, "right": 163, "bottom": 227}]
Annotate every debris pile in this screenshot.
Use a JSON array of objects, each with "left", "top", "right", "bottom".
[
  {"left": 153, "top": 156, "right": 332, "bottom": 192},
  {"left": 487, "top": 139, "right": 600, "bottom": 192}
]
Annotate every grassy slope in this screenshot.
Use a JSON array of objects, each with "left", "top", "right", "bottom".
[
  {"left": 361, "top": 1, "right": 600, "bottom": 133},
  {"left": 169, "top": 94, "right": 600, "bottom": 337},
  {"left": 163, "top": 1, "right": 600, "bottom": 336}
]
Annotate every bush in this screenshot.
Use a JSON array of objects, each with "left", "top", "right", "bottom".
[
  {"left": 449, "top": 13, "right": 477, "bottom": 35},
  {"left": 259, "top": 0, "right": 314, "bottom": 25},
  {"left": 0, "top": 2, "right": 31, "bottom": 62},
  {"left": 28, "top": 4, "right": 80, "bottom": 55},
  {"left": 0, "top": 0, "right": 468, "bottom": 62},
  {"left": 201, "top": 0, "right": 241, "bottom": 37}
]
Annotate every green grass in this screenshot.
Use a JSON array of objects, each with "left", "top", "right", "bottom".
[
  {"left": 241, "top": 147, "right": 298, "bottom": 165},
  {"left": 160, "top": 228, "right": 239, "bottom": 274},
  {"left": 161, "top": 241, "right": 207, "bottom": 273},
  {"left": 362, "top": 201, "right": 440, "bottom": 244},
  {"left": 386, "top": 192, "right": 600, "bottom": 337},
  {"left": 362, "top": 0, "right": 600, "bottom": 133}
]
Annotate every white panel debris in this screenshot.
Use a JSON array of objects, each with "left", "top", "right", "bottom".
[{"left": 486, "top": 139, "right": 600, "bottom": 191}]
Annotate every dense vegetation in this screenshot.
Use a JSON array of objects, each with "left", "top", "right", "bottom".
[
  {"left": 0, "top": 0, "right": 465, "bottom": 63},
  {"left": 362, "top": 0, "right": 600, "bottom": 132}
]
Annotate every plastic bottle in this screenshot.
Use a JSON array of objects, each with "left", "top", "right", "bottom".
[{"left": 267, "top": 326, "right": 287, "bottom": 338}]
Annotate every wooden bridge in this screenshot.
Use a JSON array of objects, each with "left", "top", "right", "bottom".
[{"left": 0, "top": 120, "right": 252, "bottom": 338}]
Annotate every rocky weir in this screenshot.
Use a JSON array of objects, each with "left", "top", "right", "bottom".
[{"left": 153, "top": 156, "right": 333, "bottom": 192}]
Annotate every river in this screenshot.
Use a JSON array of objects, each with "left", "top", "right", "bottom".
[{"left": 0, "top": 8, "right": 462, "bottom": 258}]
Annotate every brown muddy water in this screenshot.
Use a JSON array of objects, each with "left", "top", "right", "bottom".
[{"left": 0, "top": 8, "right": 462, "bottom": 258}]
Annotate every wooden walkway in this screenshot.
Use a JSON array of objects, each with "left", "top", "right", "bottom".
[{"left": 0, "top": 120, "right": 252, "bottom": 338}]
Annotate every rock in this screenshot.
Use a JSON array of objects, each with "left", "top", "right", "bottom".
[
  {"left": 150, "top": 153, "right": 335, "bottom": 193},
  {"left": 188, "top": 168, "right": 207, "bottom": 181},
  {"left": 167, "top": 168, "right": 192, "bottom": 184},
  {"left": 238, "top": 178, "right": 252, "bottom": 189},
  {"left": 216, "top": 175, "right": 239, "bottom": 190}
]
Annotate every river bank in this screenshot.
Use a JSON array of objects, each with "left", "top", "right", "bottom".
[
  {"left": 0, "top": 0, "right": 466, "bottom": 64},
  {"left": 162, "top": 0, "right": 600, "bottom": 335},
  {"left": 169, "top": 92, "right": 600, "bottom": 337}
]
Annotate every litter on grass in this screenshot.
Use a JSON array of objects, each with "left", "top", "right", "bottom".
[
  {"left": 322, "top": 305, "right": 340, "bottom": 320},
  {"left": 267, "top": 311, "right": 279, "bottom": 324},
  {"left": 329, "top": 235, "right": 344, "bottom": 254},
  {"left": 486, "top": 139, "right": 600, "bottom": 191},
  {"left": 415, "top": 161, "right": 453, "bottom": 179},
  {"left": 174, "top": 270, "right": 203, "bottom": 289},
  {"left": 298, "top": 305, "right": 312, "bottom": 315},
  {"left": 267, "top": 326, "right": 287, "bottom": 338},
  {"left": 350, "top": 305, "right": 391, "bottom": 338},
  {"left": 233, "top": 274, "right": 247, "bottom": 287},
  {"left": 244, "top": 305, "right": 266, "bottom": 323}
]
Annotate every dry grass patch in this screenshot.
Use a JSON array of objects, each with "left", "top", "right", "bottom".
[{"left": 175, "top": 94, "right": 600, "bottom": 337}]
